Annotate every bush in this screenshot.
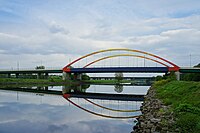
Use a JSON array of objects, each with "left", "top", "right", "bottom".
[
  {"left": 182, "top": 73, "right": 200, "bottom": 81},
  {"left": 81, "top": 74, "right": 90, "bottom": 80},
  {"left": 182, "top": 63, "right": 200, "bottom": 81},
  {"left": 155, "top": 75, "right": 163, "bottom": 81},
  {"left": 35, "top": 65, "right": 45, "bottom": 69}
]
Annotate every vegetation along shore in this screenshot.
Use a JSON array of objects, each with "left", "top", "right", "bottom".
[{"left": 133, "top": 70, "right": 200, "bottom": 133}]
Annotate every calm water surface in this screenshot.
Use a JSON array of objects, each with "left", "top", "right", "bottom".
[{"left": 0, "top": 85, "right": 149, "bottom": 133}]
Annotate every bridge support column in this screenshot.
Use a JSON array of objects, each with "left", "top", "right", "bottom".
[
  {"left": 62, "top": 72, "right": 71, "bottom": 80},
  {"left": 76, "top": 73, "right": 82, "bottom": 80},
  {"left": 8, "top": 73, "right": 11, "bottom": 78},
  {"left": 62, "top": 85, "right": 71, "bottom": 93},
  {"left": 45, "top": 73, "right": 49, "bottom": 79},
  {"left": 175, "top": 71, "right": 180, "bottom": 81},
  {"left": 16, "top": 73, "right": 19, "bottom": 78},
  {"left": 37, "top": 73, "right": 41, "bottom": 79},
  {"left": 45, "top": 86, "right": 48, "bottom": 90}
]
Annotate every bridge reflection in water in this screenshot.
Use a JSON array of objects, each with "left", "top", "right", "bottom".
[{"left": 0, "top": 84, "right": 145, "bottom": 119}]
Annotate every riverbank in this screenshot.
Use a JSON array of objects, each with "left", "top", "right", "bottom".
[
  {"left": 0, "top": 78, "right": 131, "bottom": 87},
  {"left": 0, "top": 78, "right": 79, "bottom": 87},
  {"left": 133, "top": 80, "right": 200, "bottom": 132}
]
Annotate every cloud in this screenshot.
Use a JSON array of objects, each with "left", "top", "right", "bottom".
[
  {"left": 125, "top": 35, "right": 168, "bottom": 46},
  {"left": 125, "top": 28, "right": 200, "bottom": 46},
  {"left": 49, "top": 21, "right": 69, "bottom": 34},
  {"left": 0, "top": 0, "right": 200, "bottom": 68},
  {"left": 0, "top": 32, "right": 96, "bottom": 55}
]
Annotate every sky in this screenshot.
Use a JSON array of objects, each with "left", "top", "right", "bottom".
[{"left": 0, "top": 0, "right": 200, "bottom": 69}]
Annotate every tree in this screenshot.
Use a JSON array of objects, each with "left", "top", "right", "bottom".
[
  {"left": 114, "top": 84, "right": 123, "bottom": 93},
  {"left": 194, "top": 63, "right": 200, "bottom": 68},
  {"left": 35, "top": 65, "right": 45, "bottom": 69},
  {"left": 182, "top": 63, "right": 200, "bottom": 81},
  {"left": 115, "top": 72, "right": 123, "bottom": 81},
  {"left": 81, "top": 74, "right": 90, "bottom": 80}
]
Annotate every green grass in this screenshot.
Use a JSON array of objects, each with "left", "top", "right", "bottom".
[
  {"left": 0, "top": 78, "right": 61, "bottom": 83},
  {"left": 0, "top": 78, "right": 131, "bottom": 87},
  {"left": 0, "top": 78, "right": 76, "bottom": 87},
  {"left": 153, "top": 80, "right": 200, "bottom": 132}
]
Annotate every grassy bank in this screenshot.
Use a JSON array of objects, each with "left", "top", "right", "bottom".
[
  {"left": 0, "top": 78, "right": 75, "bottom": 87},
  {"left": 153, "top": 80, "right": 200, "bottom": 132},
  {"left": 0, "top": 78, "right": 131, "bottom": 87}
]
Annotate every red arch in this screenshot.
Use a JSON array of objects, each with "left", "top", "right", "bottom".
[{"left": 63, "top": 48, "right": 180, "bottom": 72}]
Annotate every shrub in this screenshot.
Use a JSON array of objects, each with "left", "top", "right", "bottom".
[{"left": 81, "top": 74, "right": 90, "bottom": 80}]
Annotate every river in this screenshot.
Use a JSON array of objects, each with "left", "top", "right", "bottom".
[{"left": 0, "top": 84, "right": 149, "bottom": 133}]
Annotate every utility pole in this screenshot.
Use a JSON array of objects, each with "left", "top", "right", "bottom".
[
  {"left": 17, "top": 61, "right": 19, "bottom": 70},
  {"left": 189, "top": 54, "right": 191, "bottom": 67},
  {"left": 17, "top": 92, "right": 19, "bottom": 101}
]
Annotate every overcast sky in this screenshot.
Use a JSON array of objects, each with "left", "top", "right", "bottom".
[{"left": 0, "top": 0, "right": 200, "bottom": 69}]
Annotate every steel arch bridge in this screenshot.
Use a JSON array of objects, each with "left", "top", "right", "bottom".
[
  {"left": 63, "top": 48, "right": 180, "bottom": 73},
  {"left": 61, "top": 48, "right": 181, "bottom": 118}
]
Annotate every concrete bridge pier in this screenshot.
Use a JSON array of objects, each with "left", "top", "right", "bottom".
[
  {"left": 73, "top": 73, "right": 82, "bottom": 80},
  {"left": 45, "top": 73, "right": 49, "bottom": 79},
  {"left": 175, "top": 71, "right": 181, "bottom": 81},
  {"left": 37, "top": 73, "right": 41, "bottom": 79},
  {"left": 76, "top": 73, "right": 82, "bottom": 80},
  {"left": 16, "top": 73, "right": 19, "bottom": 78},
  {"left": 62, "top": 72, "right": 71, "bottom": 80},
  {"left": 45, "top": 86, "right": 48, "bottom": 90},
  {"left": 8, "top": 73, "right": 11, "bottom": 78}
]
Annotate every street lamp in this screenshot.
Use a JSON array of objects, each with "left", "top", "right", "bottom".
[{"left": 189, "top": 54, "right": 191, "bottom": 67}]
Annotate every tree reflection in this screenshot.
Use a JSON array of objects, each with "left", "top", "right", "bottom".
[
  {"left": 62, "top": 84, "right": 90, "bottom": 94},
  {"left": 114, "top": 84, "right": 123, "bottom": 93}
]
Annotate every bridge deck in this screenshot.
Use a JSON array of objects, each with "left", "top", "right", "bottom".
[
  {"left": 179, "top": 67, "right": 200, "bottom": 73},
  {"left": 69, "top": 67, "right": 168, "bottom": 73},
  {"left": 0, "top": 69, "right": 62, "bottom": 74},
  {"left": 0, "top": 67, "right": 199, "bottom": 74}
]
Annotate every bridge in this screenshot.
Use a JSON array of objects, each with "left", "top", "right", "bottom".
[
  {"left": 61, "top": 48, "right": 200, "bottom": 80},
  {"left": 0, "top": 68, "right": 62, "bottom": 79},
  {"left": 0, "top": 48, "right": 200, "bottom": 80},
  {"left": 2, "top": 48, "right": 199, "bottom": 119},
  {"left": 0, "top": 67, "right": 199, "bottom": 77}
]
